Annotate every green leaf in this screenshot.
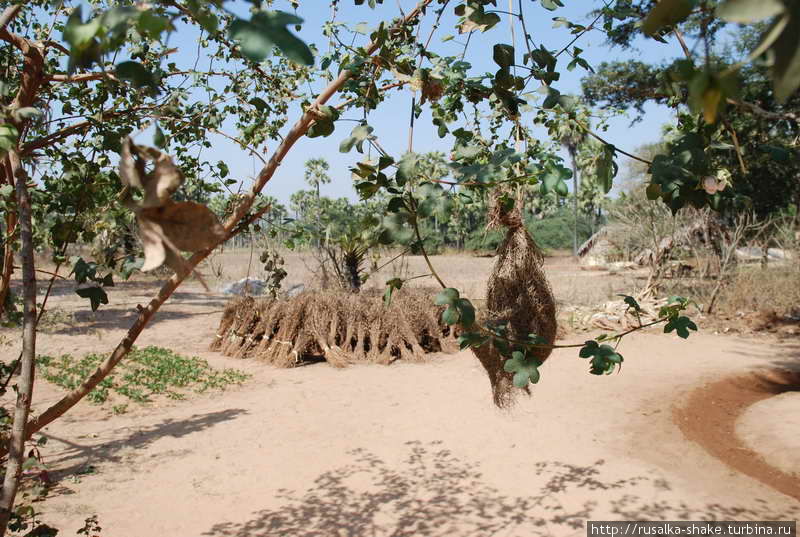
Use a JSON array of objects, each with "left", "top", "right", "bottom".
[
  {"left": 687, "top": 70, "right": 710, "bottom": 115},
  {"left": 503, "top": 351, "right": 542, "bottom": 387},
  {"left": 383, "top": 278, "right": 403, "bottom": 305},
  {"left": 664, "top": 315, "right": 698, "bottom": 339},
  {"left": 115, "top": 61, "right": 158, "bottom": 92},
  {"left": 395, "top": 153, "right": 418, "bottom": 185},
  {"left": 441, "top": 305, "right": 460, "bottom": 325},
  {"left": 11, "top": 107, "right": 42, "bottom": 122},
  {"left": 0, "top": 124, "right": 19, "bottom": 156},
  {"left": 770, "top": 6, "right": 800, "bottom": 102},
  {"left": 456, "top": 298, "right": 475, "bottom": 327},
  {"left": 493, "top": 44, "right": 514, "bottom": 69},
  {"left": 759, "top": 144, "right": 792, "bottom": 162},
  {"left": 229, "top": 11, "right": 313, "bottom": 66},
  {"left": 22, "top": 457, "right": 40, "bottom": 471},
  {"left": 339, "top": 124, "right": 373, "bottom": 153},
  {"left": 542, "top": 87, "right": 561, "bottom": 109},
  {"left": 100, "top": 6, "right": 139, "bottom": 43},
  {"left": 249, "top": 97, "right": 270, "bottom": 112},
  {"left": 716, "top": 0, "right": 784, "bottom": 23},
  {"left": 596, "top": 144, "right": 618, "bottom": 194},
  {"left": 435, "top": 288, "right": 460, "bottom": 306},
  {"left": 72, "top": 257, "right": 97, "bottom": 284},
  {"left": 63, "top": 6, "right": 101, "bottom": 49},
  {"left": 137, "top": 10, "right": 171, "bottom": 38},
  {"left": 619, "top": 295, "right": 642, "bottom": 313},
  {"left": 307, "top": 105, "right": 339, "bottom": 138},
  {"left": 645, "top": 182, "right": 663, "bottom": 200},
  {"left": 75, "top": 286, "right": 109, "bottom": 312},
  {"left": 579, "top": 341, "right": 624, "bottom": 375},
  {"left": 540, "top": 0, "right": 564, "bottom": 10},
  {"left": 541, "top": 163, "right": 571, "bottom": 197},
  {"left": 387, "top": 196, "right": 406, "bottom": 213},
  {"left": 642, "top": 0, "right": 696, "bottom": 37},
  {"left": 154, "top": 125, "right": 167, "bottom": 149},
  {"left": 120, "top": 257, "right": 142, "bottom": 280}
]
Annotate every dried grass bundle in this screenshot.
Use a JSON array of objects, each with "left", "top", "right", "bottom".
[
  {"left": 472, "top": 193, "right": 558, "bottom": 407},
  {"left": 211, "top": 289, "right": 459, "bottom": 366}
]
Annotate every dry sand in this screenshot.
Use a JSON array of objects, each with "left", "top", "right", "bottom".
[
  {"left": 738, "top": 393, "right": 800, "bottom": 478},
  {"left": 1, "top": 258, "right": 798, "bottom": 536}
]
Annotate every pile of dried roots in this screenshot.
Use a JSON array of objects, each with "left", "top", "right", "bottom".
[{"left": 211, "top": 289, "right": 459, "bottom": 367}]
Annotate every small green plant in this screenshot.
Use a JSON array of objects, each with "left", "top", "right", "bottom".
[
  {"left": 77, "top": 515, "right": 102, "bottom": 537},
  {"left": 259, "top": 247, "right": 287, "bottom": 298},
  {"left": 37, "top": 346, "right": 250, "bottom": 405}
]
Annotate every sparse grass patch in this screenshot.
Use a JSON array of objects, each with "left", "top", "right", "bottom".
[
  {"left": 664, "top": 263, "right": 800, "bottom": 317},
  {"left": 37, "top": 346, "right": 250, "bottom": 406},
  {"left": 714, "top": 264, "right": 800, "bottom": 315},
  {"left": 37, "top": 307, "right": 75, "bottom": 333}
]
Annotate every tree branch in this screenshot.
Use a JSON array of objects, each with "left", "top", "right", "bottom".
[
  {"left": 726, "top": 98, "right": 798, "bottom": 123},
  {"left": 6, "top": 0, "right": 437, "bottom": 454},
  {"left": 0, "top": 5, "right": 22, "bottom": 32}
]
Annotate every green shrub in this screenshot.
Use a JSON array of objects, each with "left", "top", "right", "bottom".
[{"left": 528, "top": 209, "right": 595, "bottom": 250}]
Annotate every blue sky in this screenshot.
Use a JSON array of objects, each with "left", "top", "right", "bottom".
[{"left": 162, "top": 1, "right": 688, "bottom": 205}]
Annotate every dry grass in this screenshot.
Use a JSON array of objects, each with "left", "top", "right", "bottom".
[
  {"left": 212, "top": 289, "right": 458, "bottom": 366},
  {"left": 708, "top": 265, "right": 799, "bottom": 316},
  {"left": 198, "top": 247, "right": 643, "bottom": 308}
]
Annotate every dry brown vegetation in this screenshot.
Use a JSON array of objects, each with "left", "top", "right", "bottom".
[
  {"left": 212, "top": 289, "right": 458, "bottom": 367},
  {"left": 199, "top": 247, "right": 638, "bottom": 307}
]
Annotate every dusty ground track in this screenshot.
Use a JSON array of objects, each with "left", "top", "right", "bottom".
[{"left": 2, "top": 254, "right": 798, "bottom": 536}]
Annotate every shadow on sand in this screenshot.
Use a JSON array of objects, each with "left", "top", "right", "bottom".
[
  {"left": 203, "top": 442, "right": 798, "bottom": 537},
  {"left": 43, "top": 408, "right": 248, "bottom": 478}
]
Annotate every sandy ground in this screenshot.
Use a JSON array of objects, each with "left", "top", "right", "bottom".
[
  {"left": 738, "top": 393, "right": 800, "bottom": 478},
  {"left": 1, "top": 255, "right": 799, "bottom": 536}
]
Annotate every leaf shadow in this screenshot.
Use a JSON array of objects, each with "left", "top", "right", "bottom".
[
  {"left": 203, "top": 442, "right": 798, "bottom": 537},
  {"left": 42, "top": 408, "right": 248, "bottom": 480}
]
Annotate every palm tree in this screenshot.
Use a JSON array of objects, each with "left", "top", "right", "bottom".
[
  {"left": 554, "top": 111, "right": 588, "bottom": 256},
  {"left": 303, "top": 157, "right": 331, "bottom": 248}
]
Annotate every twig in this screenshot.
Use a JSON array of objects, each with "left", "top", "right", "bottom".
[
  {"left": 12, "top": 265, "right": 66, "bottom": 279},
  {"left": 410, "top": 202, "right": 446, "bottom": 289},
  {"left": 573, "top": 119, "right": 653, "bottom": 165},
  {"left": 672, "top": 28, "right": 692, "bottom": 60},
  {"left": 722, "top": 118, "right": 746, "bottom": 174}
]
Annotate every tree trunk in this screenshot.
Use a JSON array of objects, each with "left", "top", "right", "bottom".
[
  {"left": 0, "top": 166, "right": 16, "bottom": 319},
  {"left": 570, "top": 147, "right": 579, "bottom": 256},
  {"left": 344, "top": 251, "right": 362, "bottom": 292},
  {"left": 0, "top": 211, "right": 16, "bottom": 318},
  {"left": 0, "top": 152, "right": 37, "bottom": 536}
]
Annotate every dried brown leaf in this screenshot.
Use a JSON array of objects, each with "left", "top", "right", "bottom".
[
  {"left": 119, "top": 138, "right": 146, "bottom": 191},
  {"left": 142, "top": 151, "right": 183, "bottom": 208},
  {"left": 137, "top": 216, "right": 167, "bottom": 272},
  {"left": 163, "top": 245, "right": 192, "bottom": 278},
  {"left": 139, "top": 201, "right": 226, "bottom": 252},
  {"left": 118, "top": 138, "right": 184, "bottom": 208}
]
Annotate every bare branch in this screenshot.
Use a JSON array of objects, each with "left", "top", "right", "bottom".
[{"left": 47, "top": 72, "right": 119, "bottom": 83}]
